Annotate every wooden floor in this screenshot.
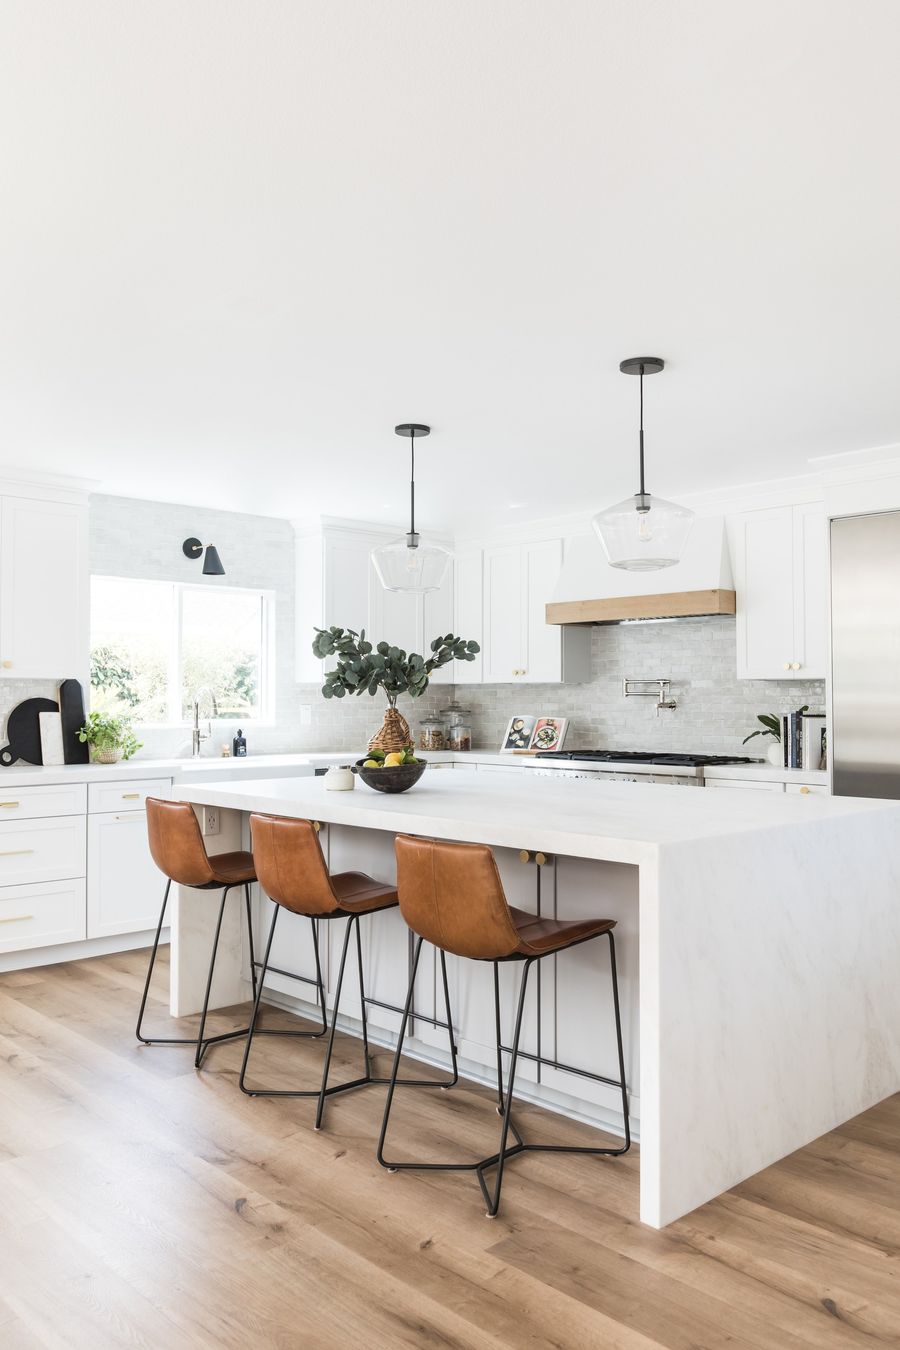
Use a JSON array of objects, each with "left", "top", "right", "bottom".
[{"left": 1, "top": 953, "right": 899, "bottom": 1350}]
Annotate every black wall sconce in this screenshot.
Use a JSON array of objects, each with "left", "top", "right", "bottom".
[{"left": 182, "top": 537, "right": 225, "bottom": 575}]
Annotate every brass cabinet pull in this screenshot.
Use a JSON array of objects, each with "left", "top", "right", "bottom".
[
  {"left": 0, "top": 914, "right": 32, "bottom": 924},
  {"left": 799, "top": 786, "right": 810, "bottom": 795},
  {"left": 0, "top": 848, "right": 34, "bottom": 857},
  {"left": 1, "top": 660, "right": 12, "bottom": 669},
  {"left": 313, "top": 821, "right": 322, "bottom": 833},
  {"left": 519, "top": 849, "right": 531, "bottom": 863},
  {"left": 122, "top": 792, "right": 141, "bottom": 800},
  {"left": 0, "top": 802, "right": 20, "bottom": 809}
]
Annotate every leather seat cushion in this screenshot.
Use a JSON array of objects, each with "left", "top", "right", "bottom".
[
  {"left": 207, "top": 850, "right": 257, "bottom": 885},
  {"left": 332, "top": 871, "right": 399, "bottom": 914},
  {"left": 507, "top": 904, "right": 615, "bottom": 956}
]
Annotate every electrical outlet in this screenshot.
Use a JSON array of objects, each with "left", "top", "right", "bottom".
[{"left": 203, "top": 806, "right": 220, "bottom": 836}]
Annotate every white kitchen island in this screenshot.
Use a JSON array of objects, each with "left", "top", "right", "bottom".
[{"left": 172, "top": 770, "right": 900, "bottom": 1228}]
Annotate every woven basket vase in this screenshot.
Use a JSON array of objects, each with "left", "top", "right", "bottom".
[{"left": 368, "top": 706, "right": 413, "bottom": 754}]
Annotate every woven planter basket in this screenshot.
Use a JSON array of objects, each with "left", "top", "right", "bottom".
[{"left": 368, "top": 706, "right": 412, "bottom": 754}]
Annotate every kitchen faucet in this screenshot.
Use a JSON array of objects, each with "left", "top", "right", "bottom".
[{"left": 191, "top": 686, "right": 219, "bottom": 756}]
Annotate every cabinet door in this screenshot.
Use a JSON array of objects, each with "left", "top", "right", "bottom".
[
  {"left": 423, "top": 566, "right": 454, "bottom": 685},
  {"left": 792, "top": 503, "right": 827, "bottom": 678},
  {"left": 482, "top": 544, "right": 523, "bottom": 682},
  {"left": 453, "top": 548, "right": 483, "bottom": 684},
  {"left": 0, "top": 496, "right": 88, "bottom": 679},
  {"left": 87, "top": 811, "right": 164, "bottom": 938},
  {"left": 522, "top": 539, "right": 563, "bottom": 682},
  {"left": 324, "top": 532, "right": 373, "bottom": 638},
  {"left": 733, "top": 507, "right": 796, "bottom": 678}
]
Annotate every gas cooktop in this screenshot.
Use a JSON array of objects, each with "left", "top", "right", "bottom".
[{"left": 534, "top": 751, "right": 759, "bottom": 767}]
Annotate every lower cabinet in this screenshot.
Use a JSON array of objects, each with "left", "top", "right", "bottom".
[
  {"left": 0, "top": 878, "right": 86, "bottom": 954},
  {"left": 87, "top": 809, "right": 166, "bottom": 938}
]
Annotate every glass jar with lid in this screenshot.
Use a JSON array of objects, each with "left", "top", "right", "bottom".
[
  {"left": 448, "top": 719, "right": 473, "bottom": 752},
  {"left": 440, "top": 700, "right": 472, "bottom": 741},
  {"left": 418, "top": 717, "right": 445, "bottom": 752}
]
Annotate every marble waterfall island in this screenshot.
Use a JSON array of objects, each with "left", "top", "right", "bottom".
[{"left": 171, "top": 770, "right": 900, "bottom": 1228}]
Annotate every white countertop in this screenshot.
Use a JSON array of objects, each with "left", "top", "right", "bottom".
[{"left": 173, "top": 769, "right": 891, "bottom": 866}]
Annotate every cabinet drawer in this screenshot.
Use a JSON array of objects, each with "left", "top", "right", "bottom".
[
  {"left": 0, "top": 783, "right": 87, "bottom": 820},
  {"left": 704, "top": 778, "right": 785, "bottom": 792},
  {"left": 0, "top": 878, "right": 86, "bottom": 953},
  {"left": 785, "top": 783, "right": 830, "bottom": 796},
  {"left": 0, "top": 815, "right": 86, "bottom": 885},
  {"left": 87, "top": 810, "right": 165, "bottom": 938},
  {"left": 88, "top": 778, "right": 172, "bottom": 815}
]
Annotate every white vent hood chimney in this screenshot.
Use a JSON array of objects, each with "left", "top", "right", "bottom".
[{"left": 546, "top": 516, "right": 735, "bottom": 624}]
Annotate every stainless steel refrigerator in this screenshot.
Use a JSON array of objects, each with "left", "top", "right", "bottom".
[{"left": 831, "top": 510, "right": 900, "bottom": 798}]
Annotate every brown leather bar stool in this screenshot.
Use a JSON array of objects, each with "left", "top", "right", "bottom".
[
  {"left": 378, "top": 835, "right": 630, "bottom": 1217},
  {"left": 136, "top": 797, "right": 262, "bottom": 1069},
  {"left": 241, "top": 813, "right": 457, "bottom": 1129}
]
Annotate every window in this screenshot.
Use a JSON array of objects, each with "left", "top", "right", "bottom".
[{"left": 90, "top": 576, "right": 273, "bottom": 725}]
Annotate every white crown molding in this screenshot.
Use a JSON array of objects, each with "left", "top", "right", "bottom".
[{"left": 0, "top": 464, "right": 98, "bottom": 504}]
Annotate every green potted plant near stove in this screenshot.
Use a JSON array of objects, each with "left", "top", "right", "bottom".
[
  {"left": 743, "top": 707, "right": 807, "bottom": 766},
  {"left": 312, "top": 626, "right": 479, "bottom": 792},
  {"left": 77, "top": 711, "right": 143, "bottom": 764}
]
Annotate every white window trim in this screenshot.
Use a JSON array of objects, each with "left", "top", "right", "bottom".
[{"left": 91, "top": 576, "right": 276, "bottom": 729}]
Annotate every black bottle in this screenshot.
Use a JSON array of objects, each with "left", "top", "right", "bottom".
[{"left": 233, "top": 728, "right": 247, "bottom": 757}]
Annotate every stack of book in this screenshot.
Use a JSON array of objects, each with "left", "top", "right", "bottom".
[{"left": 781, "top": 710, "right": 827, "bottom": 770}]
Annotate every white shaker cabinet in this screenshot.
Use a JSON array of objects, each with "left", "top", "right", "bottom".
[
  {"left": 87, "top": 779, "right": 173, "bottom": 938},
  {"left": 0, "top": 494, "right": 88, "bottom": 679},
  {"left": 452, "top": 548, "right": 484, "bottom": 684},
  {"left": 729, "top": 503, "right": 827, "bottom": 679},
  {"left": 482, "top": 538, "right": 590, "bottom": 684}
]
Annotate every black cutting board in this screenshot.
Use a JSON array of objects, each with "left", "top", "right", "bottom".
[
  {"left": 59, "top": 678, "right": 90, "bottom": 765},
  {"left": 0, "top": 698, "right": 60, "bottom": 767}
]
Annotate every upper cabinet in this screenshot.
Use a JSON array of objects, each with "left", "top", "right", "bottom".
[
  {"left": 481, "top": 538, "right": 590, "bottom": 684},
  {"left": 294, "top": 521, "right": 454, "bottom": 684},
  {"left": 729, "top": 503, "right": 827, "bottom": 679},
  {"left": 0, "top": 493, "right": 89, "bottom": 680}
]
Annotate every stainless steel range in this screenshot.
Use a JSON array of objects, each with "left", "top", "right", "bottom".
[{"left": 531, "top": 750, "right": 759, "bottom": 787}]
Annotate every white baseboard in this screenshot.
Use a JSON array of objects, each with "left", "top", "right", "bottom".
[{"left": 0, "top": 929, "right": 167, "bottom": 974}]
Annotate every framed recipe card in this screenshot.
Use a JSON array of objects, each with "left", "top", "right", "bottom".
[
  {"left": 501, "top": 715, "right": 536, "bottom": 751},
  {"left": 530, "top": 717, "right": 568, "bottom": 752}
]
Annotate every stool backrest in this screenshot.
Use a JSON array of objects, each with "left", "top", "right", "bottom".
[
  {"left": 395, "top": 835, "right": 521, "bottom": 960},
  {"left": 146, "top": 798, "right": 216, "bottom": 887},
  {"left": 249, "top": 813, "right": 340, "bottom": 916}
]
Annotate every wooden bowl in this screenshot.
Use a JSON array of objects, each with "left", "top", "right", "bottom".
[{"left": 354, "top": 757, "right": 427, "bottom": 794}]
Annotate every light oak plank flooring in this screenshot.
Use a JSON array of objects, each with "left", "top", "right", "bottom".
[{"left": 1, "top": 948, "right": 899, "bottom": 1349}]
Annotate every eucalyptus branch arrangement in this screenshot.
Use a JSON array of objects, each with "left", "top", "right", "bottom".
[{"left": 312, "top": 627, "right": 479, "bottom": 704}]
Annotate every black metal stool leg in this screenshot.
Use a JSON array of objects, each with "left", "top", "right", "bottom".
[
  {"left": 355, "top": 914, "right": 372, "bottom": 1077},
  {"left": 239, "top": 904, "right": 279, "bottom": 1094},
  {"left": 136, "top": 879, "right": 194, "bottom": 1045},
  {"left": 376, "top": 935, "right": 423, "bottom": 1169},
  {"left": 194, "top": 885, "right": 233, "bottom": 1068},
  {"left": 438, "top": 948, "right": 459, "bottom": 1088},
  {"left": 492, "top": 960, "right": 504, "bottom": 1111},
  {"left": 310, "top": 917, "right": 328, "bottom": 1033},
  {"left": 244, "top": 883, "right": 258, "bottom": 1003},
  {"left": 608, "top": 931, "right": 630, "bottom": 1150},
  {"left": 479, "top": 958, "right": 533, "bottom": 1216},
  {"left": 314, "top": 915, "right": 356, "bottom": 1130}
]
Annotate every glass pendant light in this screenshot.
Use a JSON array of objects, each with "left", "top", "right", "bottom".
[
  {"left": 371, "top": 423, "right": 452, "bottom": 593},
  {"left": 592, "top": 357, "right": 694, "bottom": 571}
]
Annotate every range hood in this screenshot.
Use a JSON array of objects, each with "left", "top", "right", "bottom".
[{"left": 546, "top": 516, "right": 735, "bottom": 624}]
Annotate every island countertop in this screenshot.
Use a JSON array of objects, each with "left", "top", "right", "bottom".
[{"left": 173, "top": 768, "right": 894, "bottom": 866}]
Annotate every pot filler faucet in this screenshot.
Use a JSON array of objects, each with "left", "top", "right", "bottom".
[
  {"left": 622, "top": 678, "right": 677, "bottom": 715},
  {"left": 192, "top": 686, "right": 219, "bottom": 756}
]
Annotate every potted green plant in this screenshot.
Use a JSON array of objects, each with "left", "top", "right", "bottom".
[
  {"left": 312, "top": 627, "right": 479, "bottom": 752},
  {"left": 77, "top": 712, "right": 143, "bottom": 764},
  {"left": 743, "top": 707, "right": 807, "bottom": 765}
]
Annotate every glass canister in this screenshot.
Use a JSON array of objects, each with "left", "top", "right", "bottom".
[
  {"left": 441, "top": 701, "right": 472, "bottom": 744},
  {"left": 419, "top": 716, "right": 445, "bottom": 752},
  {"left": 448, "top": 718, "right": 473, "bottom": 752}
]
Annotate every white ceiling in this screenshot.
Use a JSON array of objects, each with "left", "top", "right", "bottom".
[{"left": 3, "top": 1, "right": 900, "bottom": 530}]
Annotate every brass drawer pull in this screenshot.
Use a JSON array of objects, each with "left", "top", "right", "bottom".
[
  {"left": 0, "top": 913, "right": 33, "bottom": 924},
  {"left": 0, "top": 848, "right": 34, "bottom": 857},
  {"left": 122, "top": 792, "right": 141, "bottom": 800},
  {"left": 0, "top": 801, "right": 20, "bottom": 809}
]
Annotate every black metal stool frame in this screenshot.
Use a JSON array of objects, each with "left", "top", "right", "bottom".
[
  {"left": 240, "top": 902, "right": 459, "bottom": 1129},
  {"left": 136, "top": 877, "right": 272, "bottom": 1069},
  {"left": 377, "top": 928, "right": 630, "bottom": 1217}
]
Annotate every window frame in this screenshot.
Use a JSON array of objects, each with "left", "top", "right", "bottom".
[{"left": 90, "top": 575, "right": 277, "bottom": 729}]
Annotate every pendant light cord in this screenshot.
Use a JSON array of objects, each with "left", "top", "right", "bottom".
[
  {"left": 638, "top": 363, "right": 646, "bottom": 498},
  {"left": 409, "top": 429, "right": 416, "bottom": 536}
]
